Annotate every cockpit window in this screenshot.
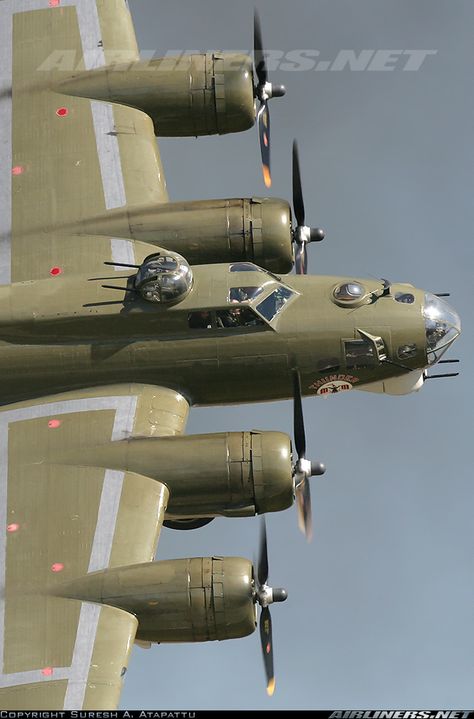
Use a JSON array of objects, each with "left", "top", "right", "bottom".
[
  {"left": 334, "top": 282, "right": 365, "bottom": 302},
  {"left": 228, "top": 286, "right": 263, "bottom": 303},
  {"left": 216, "top": 307, "right": 264, "bottom": 329},
  {"left": 256, "top": 287, "right": 295, "bottom": 322},
  {"left": 188, "top": 308, "right": 265, "bottom": 330},
  {"left": 230, "top": 262, "right": 264, "bottom": 273},
  {"left": 188, "top": 311, "right": 212, "bottom": 329}
]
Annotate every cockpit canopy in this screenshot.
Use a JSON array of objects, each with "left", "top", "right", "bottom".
[{"left": 423, "top": 292, "right": 461, "bottom": 364}]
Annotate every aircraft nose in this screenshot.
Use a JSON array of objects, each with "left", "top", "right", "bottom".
[{"left": 423, "top": 293, "right": 461, "bottom": 365}]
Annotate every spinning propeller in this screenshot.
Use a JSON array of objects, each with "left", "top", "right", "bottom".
[
  {"left": 292, "top": 140, "right": 325, "bottom": 274},
  {"left": 292, "top": 370, "right": 326, "bottom": 541},
  {"left": 254, "top": 519, "right": 287, "bottom": 695},
  {"left": 253, "top": 10, "right": 286, "bottom": 187}
]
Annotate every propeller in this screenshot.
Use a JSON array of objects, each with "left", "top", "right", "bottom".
[
  {"left": 292, "top": 370, "right": 326, "bottom": 541},
  {"left": 254, "top": 10, "right": 286, "bottom": 188},
  {"left": 292, "top": 140, "right": 325, "bottom": 274},
  {"left": 254, "top": 518, "right": 288, "bottom": 696}
]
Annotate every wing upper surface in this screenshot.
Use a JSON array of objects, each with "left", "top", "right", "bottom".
[
  {"left": 0, "top": 383, "right": 189, "bottom": 708},
  {"left": 0, "top": 0, "right": 168, "bottom": 283}
]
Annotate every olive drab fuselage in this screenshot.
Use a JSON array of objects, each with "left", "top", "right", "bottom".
[{"left": 0, "top": 259, "right": 430, "bottom": 406}]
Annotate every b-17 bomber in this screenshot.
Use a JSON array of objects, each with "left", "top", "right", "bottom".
[{"left": 0, "top": 0, "right": 461, "bottom": 710}]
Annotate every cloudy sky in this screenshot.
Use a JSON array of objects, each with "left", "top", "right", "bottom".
[{"left": 122, "top": 0, "right": 473, "bottom": 710}]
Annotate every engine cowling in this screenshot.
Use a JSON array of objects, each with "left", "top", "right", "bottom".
[
  {"left": 134, "top": 557, "right": 256, "bottom": 643},
  {"left": 97, "top": 197, "right": 294, "bottom": 274},
  {"left": 128, "top": 431, "right": 294, "bottom": 520},
  {"left": 58, "top": 53, "right": 256, "bottom": 137}
]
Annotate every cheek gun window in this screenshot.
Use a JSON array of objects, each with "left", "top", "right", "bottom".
[
  {"left": 398, "top": 343, "right": 417, "bottom": 359},
  {"left": 228, "top": 286, "right": 263, "bottom": 303},
  {"left": 395, "top": 292, "right": 415, "bottom": 304},
  {"left": 256, "top": 287, "right": 294, "bottom": 321},
  {"left": 216, "top": 307, "right": 264, "bottom": 329},
  {"left": 344, "top": 340, "right": 376, "bottom": 368}
]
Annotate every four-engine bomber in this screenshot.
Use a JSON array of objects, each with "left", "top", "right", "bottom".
[{"left": 0, "top": 0, "right": 462, "bottom": 708}]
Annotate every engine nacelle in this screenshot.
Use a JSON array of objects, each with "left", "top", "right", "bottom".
[
  {"left": 58, "top": 53, "right": 256, "bottom": 137},
  {"left": 98, "top": 197, "right": 294, "bottom": 274},
  {"left": 59, "top": 557, "right": 256, "bottom": 643},
  {"left": 134, "top": 557, "right": 256, "bottom": 643},
  {"left": 82, "top": 430, "right": 294, "bottom": 519}
]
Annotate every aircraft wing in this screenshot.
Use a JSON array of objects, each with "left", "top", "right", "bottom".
[
  {"left": 0, "top": 383, "right": 188, "bottom": 709},
  {"left": 0, "top": 0, "right": 168, "bottom": 283}
]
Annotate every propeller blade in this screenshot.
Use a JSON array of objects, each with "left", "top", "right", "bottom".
[
  {"left": 253, "top": 10, "right": 268, "bottom": 87},
  {"left": 296, "top": 478, "right": 313, "bottom": 542},
  {"left": 257, "top": 101, "right": 271, "bottom": 188},
  {"left": 257, "top": 518, "right": 269, "bottom": 588},
  {"left": 292, "top": 370, "right": 306, "bottom": 460},
  {"left": 292, "top": 140, "right": 305, "bottom": 227},
  {"left": 259, "top": 606, "right": 275, "bottom": 696},
  {"left": 294, "top": 241, "right": 307, "bottom": 275}
]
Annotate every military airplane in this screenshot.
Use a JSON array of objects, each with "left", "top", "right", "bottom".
[{"left": 0, "top": 0, "right": 461, "bottom": 709}]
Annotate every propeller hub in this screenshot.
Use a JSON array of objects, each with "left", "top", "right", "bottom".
[
  {"left": 295, "top": 457, "right": 312, "bottom": 478},
  {"left": 257, "top": 81, "right": 285, "bottom": 102},
  {"left": 257, "top": 584, "right": 288, "bottom": 608},
  {"left": 272, "top": 84, "right": 286, "bottom": 98},
  {"left": 294, "top": 225, "right": 311, "bottom": 245},
  {"left": 310, "top": 227, "right": 325, "bottom": 242},
  {"left": 272, "top": 588, "right": 288, "bottom": 603},
  {"left": 294, "top": 225, "right": 326, "bottom": 245}
]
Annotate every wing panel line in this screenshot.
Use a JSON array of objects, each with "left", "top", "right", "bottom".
[
  {"left": 87, "top": 469, "right": 125, "bottom": 574},
  {"left": 111, "top": 238, "right": 136, "bottom": 269},
  {"left": 63, "top": 603, "right": 101, "bottom": 710}
]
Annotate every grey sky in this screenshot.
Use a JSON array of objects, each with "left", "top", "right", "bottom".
[{"left": 122, "top": 0, "right": 473, "bottom": 710}]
